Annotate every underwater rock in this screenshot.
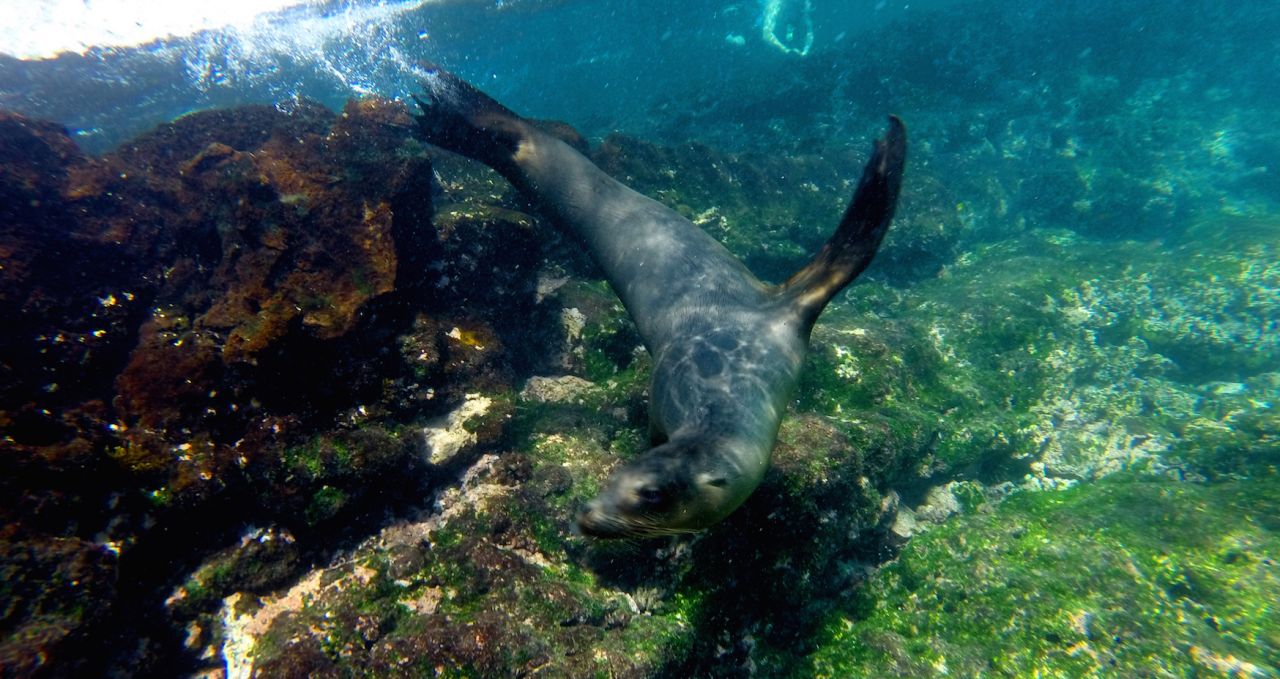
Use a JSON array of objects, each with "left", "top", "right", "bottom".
[
  {"left": 421, "top": 393, "right": 495, "bottom": 465},
  {"left": 282, "top": 405, "right": 882, "bottom": 677},
  {"left": 0, "top": 113, "right": 147, "bottom": 443},
  {"left": 888, "top": 482, "right": 972, "bottom": 544},
  {"left": 0, "top": 98, "right": 561, "bottom": 674},
  {"left": 159, "top": 113, "right": 402, "bottom": 362},
  {"left": 520, "top": 374, "right": 601, "bottom": 404},
  {"left": 0, "top": 537, "right": 118, "bottom": 676},
  {"left": 165, "top": 526, "right": 301, "bottom": 621},
  {"left": 875, "top": 172, "right": 964, "bottom": 282},
  {"left": 219, "top": 446, "right": 690, "bottom": 677},
  {"left": 806, "top": 476, "right": 1280, "bottom": 677},
  {"left": 0, "top": 114, "right": 85, "bottom": 297},
  {"left": 94, "top": 97, "right": 450, "bottom": 524},
  {"left": 800, "top": 220, "right": 1280, "bottom": 489},
  {"left": 221, "top": 392, "right": 904, "bottom": 676}
]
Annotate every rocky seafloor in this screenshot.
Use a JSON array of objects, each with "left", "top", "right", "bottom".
[{"left": 3, "top": 23, "right": 1279, "bottom": 678}]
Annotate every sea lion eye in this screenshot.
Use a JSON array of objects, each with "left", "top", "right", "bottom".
[
  {"left": 637, "top": 486, "right": 664, "bottom": 504},
  {"left": 705, "top": 477, "right": 728, "bottom": 488}
]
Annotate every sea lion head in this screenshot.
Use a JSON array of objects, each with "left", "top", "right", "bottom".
[{"left": 576, "top": 437, "right": 753, "bottom": 538}]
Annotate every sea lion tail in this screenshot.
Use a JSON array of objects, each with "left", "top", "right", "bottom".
[
  {"left": 411, "top": 63, "right": 528, "bottom": 177},
  {"left": 779, "top": 116, "right": 906, "bottom": 327}
]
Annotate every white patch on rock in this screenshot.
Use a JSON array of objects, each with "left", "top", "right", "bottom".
[
  {"left": 520, "top": 375, "right": 598, "bottom": 403},
  {"left": 219, "top": 561, "right": 381, "bottom": 678},
  {"left": 914, "top": 483, "right": 964, "bottom": 524},
  {"left": 888, "top": 482, "right": 973, "bottom": 543},
  {"left": 1189, "top": 644, "right": 1270, "bottom": 678},
  {"left": 1024, "top": 460, "right": 1080, "bottom": 491},
  {"left": 402, "top": 586, "right": 443, "bottom": 615},
  {"left": 374, "top": 453, "right": 511, "bottom": 551},
  {"left": 557, "top": 307, "right": 587, "bottom": 369},
  {"left": 536, "top": 274, "right": 570, "bottom": 303},
  {"left": 1026, "top": 392, "right": 1170, "bottom": 482},
  {"left": 422, "top": 393, "right": 492, "bottom": 465},
  {"left": 560, "top": 307, "right": 585, "bottom": 341},
  {"left": 220, "top": 593, "right": 257, "bottom": 679},
  {"left": 889, "top": 505, "right": 918, "bottom": 542}
]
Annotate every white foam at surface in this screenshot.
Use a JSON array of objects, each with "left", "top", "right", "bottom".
[
  {"left": 2, "top": 0, "right": 311, "bottom": 59},
  {"left": 175, "top": 0, "right": 433, "bottom": 95},
  {"left": 1, "top": 0, "right": 439, "bottom": 103}
]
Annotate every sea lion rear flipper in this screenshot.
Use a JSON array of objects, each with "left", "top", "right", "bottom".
[
  {"left": 411, "top": 63, "right": 528, "bottom": 177},
  {"left": 779, "top": 116, "right": 906, "bottom": 327}
]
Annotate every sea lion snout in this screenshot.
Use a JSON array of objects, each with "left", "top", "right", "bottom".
[
  {"left": 574, "top": 446, "right": 697, "bottom": 538},
  {"left": 573, "top": 440, "right": 749, "bottom": 539},
  {"left": 575, "top": 501, "right": 623, "bottom": 538}
]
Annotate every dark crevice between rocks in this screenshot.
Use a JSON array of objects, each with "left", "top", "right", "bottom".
[{"left": 653, "top": 488, "right": 904, "bottom": 677}]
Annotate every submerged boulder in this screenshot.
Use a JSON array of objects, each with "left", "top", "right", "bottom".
[{"left": 0, "top": 98, "right": 557, "bottom": 674}]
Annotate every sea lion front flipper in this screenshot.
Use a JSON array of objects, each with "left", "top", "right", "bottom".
[{"left": 779, "top": 116, "right": 907, "bottom": 328}]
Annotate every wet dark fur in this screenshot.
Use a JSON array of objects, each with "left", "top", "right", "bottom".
[{"left": 413, "top": 64, "right": 906, "bottom": 537}]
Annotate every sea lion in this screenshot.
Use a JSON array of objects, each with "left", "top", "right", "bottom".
[{"left": 413, "top": 65, "right": 905, "bottom": 538}]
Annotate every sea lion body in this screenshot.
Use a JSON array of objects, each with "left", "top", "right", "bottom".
[{"left": 413, "top": 66, "right": 905, "bottom": 537}]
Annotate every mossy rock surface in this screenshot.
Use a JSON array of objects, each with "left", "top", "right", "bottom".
[
  {"left": 800, "top": 219, "right": 1280, "bottom": 485},
  {"left": 806, "top": 476, "right": 1280, "bottom": 678}
]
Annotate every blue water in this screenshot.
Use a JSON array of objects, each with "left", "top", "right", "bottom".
[
  {"left": 4, "top": 0, "right": 1277, "bottom": 219},
  {"left": 2, "top": 0, "right": 1016, "bottom": 151}
]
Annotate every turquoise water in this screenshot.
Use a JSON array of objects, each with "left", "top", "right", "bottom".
[{"left": 1, "top": 1, "right": 1276, "bottom": 676}]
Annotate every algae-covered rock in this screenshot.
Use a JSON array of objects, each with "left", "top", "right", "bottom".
[
  {"left": 166, "top": 526, "right": 301, "bottom": 621},
  {"left": 225, "top": 442, "right": 696, "bottom": 677},
  {"left": 0, "top": 97, "right": 563, "bottom": 673},
  {"left": 806, "top": 476, "right": 1280, "bottom": 677},
  {"left": 799, "top": 218, "right": 1280, "bottom": 489},
  {"left": 0, "top": 537, "right": 118, "bottom": 676},
  {"left": 208, "top": 388, "right": 903, "bottom": 677}
]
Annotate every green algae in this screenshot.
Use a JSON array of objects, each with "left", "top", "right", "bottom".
[
  {"left": 797, "top": 220, "right": 1280, "bottom": 485},
  {"left": 577, "top": 304, "right": 643, "bottom": 383},
  {"left": 282, "top": 435, "right": 356, "bottom": 481},
  {"left": 304, "top": 485, "right": 349, "bottom": 525},
  {"left": 249, "top": 520, "right": 698, "bottom": 676},
  {"left": 805, "top": 476, "right": 1280, "bottom": 678},
  {"left": 169, "top": 527, "right": 301, "bottom": 623},
  {"left": 245, "top": 381, "right": 698, "bottom": 676}
]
